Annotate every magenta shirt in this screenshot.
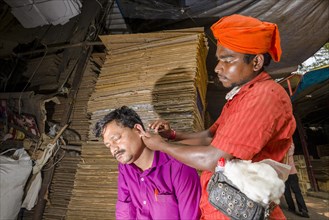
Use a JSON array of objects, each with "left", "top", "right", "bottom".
[{"left": 116, "top": 151, "right": 201, "bottom": 220}]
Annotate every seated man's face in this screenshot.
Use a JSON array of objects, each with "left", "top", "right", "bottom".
[{"left": 102, "top": 121, "right": 144, "bottom": 164}]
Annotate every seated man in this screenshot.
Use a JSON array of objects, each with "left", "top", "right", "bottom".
[{"left": 94, "top": 106, "right": 201, "bottom": 220}]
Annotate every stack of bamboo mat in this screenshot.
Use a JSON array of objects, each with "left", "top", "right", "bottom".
[
  {"left": 42, "top": 153, "right": 80, "bottom": 219},
  {"left": 50, "top": 53, "right": 105, "bottom": 142},
  {"left": 66, "top": 142, "right": 118, "bottom": 219},
  {"left": 87, "top": 28, "right": 208, "bottom": 140}
]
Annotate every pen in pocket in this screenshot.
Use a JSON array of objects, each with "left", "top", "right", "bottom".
[{"left": 154, "top": 188, "right": 159, "bottom": 202}]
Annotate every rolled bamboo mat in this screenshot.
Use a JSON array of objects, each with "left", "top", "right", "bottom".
[
  {"left": 66, "top": 141, "right": 118, "bottom": 220},
  {"left": 88, "top": 29, "right": 208, "bottom": 140},
  {"left": 42, "top": 153, "right": 81, "bottom": 220},
  {"left": 50, "top": 53, "right": 105, "bottom": 142}
]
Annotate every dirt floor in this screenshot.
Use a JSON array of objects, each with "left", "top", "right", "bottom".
[{"left": 280, "top": 191, "right": 329, "bottom": 219}]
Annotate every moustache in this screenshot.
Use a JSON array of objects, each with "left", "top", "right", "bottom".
[
  {"left": 217, "top": 74, "right": 228, "bottom": 80},
  {"left": 113, "top": 150, "right": 125, "bottom": 159}
]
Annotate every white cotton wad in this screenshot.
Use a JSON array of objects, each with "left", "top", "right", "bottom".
[{"left": 223, "top": 159, "right": 285, "bottom": 207}]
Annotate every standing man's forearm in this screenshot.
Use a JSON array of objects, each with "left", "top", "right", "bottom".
[
  {"left": 158, "top": 141, "right": 232, "bottom": 172},
  {"left": 173, "top": 129, "right": 213, "bottom": 142}
]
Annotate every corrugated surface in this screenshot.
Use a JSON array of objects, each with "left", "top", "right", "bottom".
[
  {"left": 50, "top": 53, "right": 105, "bottom": 142},
  {"left": 66, "top": 141, "right": 118, "bottom": 220},
  {"left": 42, "top": 153, "right": 81, "bottom": 220}
]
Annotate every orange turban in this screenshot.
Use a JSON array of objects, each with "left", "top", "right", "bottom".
[{"left": 211, "top": 14, "right": 282, "bottom": 62}]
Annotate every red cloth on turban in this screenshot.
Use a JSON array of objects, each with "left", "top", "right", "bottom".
[{"left": 211, "top": 14, "right": 282, "bottom": 62}]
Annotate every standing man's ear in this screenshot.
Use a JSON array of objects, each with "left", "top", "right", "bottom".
[
  {"left": 253, "top": 54, "right": 264, "bottom": 72},
  {"left": 134, "top": 124, "right": 146, "bottom": 136}
]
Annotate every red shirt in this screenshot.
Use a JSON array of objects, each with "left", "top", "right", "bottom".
[{"left": 200, "top": 71, "right": 296, "bottom": 220}]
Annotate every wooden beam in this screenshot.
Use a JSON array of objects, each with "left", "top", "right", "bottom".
[
  {"left": 294, "top": 108, "right": 319, "bottom": 191},
  {"left": 13, "top": 41, "right": 103, "bottom": 57}
]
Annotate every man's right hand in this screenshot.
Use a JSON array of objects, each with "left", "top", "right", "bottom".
[{"left": 148, "top": 120, "right": 172, "bottom": 139}]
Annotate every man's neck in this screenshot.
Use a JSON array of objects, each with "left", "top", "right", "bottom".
[{"left": 134, "top": 147, "right": 155, "bottom": 171}]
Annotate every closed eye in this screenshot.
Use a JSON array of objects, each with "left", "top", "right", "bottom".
[{"left": 219, "top": 58, "right": 233, "bottom": 63}]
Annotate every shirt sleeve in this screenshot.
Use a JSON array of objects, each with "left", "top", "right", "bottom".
[
  {"left": 172, "top": 162, "right": 201, "bottom": 220},
  {"left": 116, "top": 164, "right": 137, "bottom": 219},
  {"left": 211, "top": 91, "right": 283, "bottom": 160}
]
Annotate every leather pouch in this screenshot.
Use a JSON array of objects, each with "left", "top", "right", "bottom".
[{"left": 207, "top": 171, "right": 268, "bottom": 220}]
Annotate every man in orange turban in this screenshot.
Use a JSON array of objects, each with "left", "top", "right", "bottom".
[{"left": 143, "top": 14, "right": 296, "bottom": 220}]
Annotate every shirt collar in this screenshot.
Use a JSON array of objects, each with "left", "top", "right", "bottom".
[
  {"left": 225, "top": 86, "right": 241, "bottom": 100},
  {"left": 129, "top": 151, "right": 170, "bottom": 175}
]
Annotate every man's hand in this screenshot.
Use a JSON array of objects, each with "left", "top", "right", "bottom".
[
  {"left": 148, "top": 120, "right": 172, "bottom": 139},
  {"left": 142, "top": 131, "right": 167, "bottom": 151}
]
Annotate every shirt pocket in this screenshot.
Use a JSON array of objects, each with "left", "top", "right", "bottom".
[
  {"left": 153, "top": 194, "right": 180, "bottom": 219},
  {"left": 157, "top": 194, "right": 176, "bottom": 202}
]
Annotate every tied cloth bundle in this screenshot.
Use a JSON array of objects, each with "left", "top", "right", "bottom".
[{"left": 207, "top": 159, "right": 291, "bottom": 220}]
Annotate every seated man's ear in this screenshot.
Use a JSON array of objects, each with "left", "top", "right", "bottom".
[
  {"left": 134, "top": 124, "right": 146, "bottom": 136},
  {"left": 253, "top": 54, "right": 264, "bottom": 71}
]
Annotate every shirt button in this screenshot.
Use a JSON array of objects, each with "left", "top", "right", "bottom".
[
  {"left": 143, "top": 200, "right": 147, "bottom": 205},
  {"left": 141, "top": 177, "right": 144, "bottom": 181}
]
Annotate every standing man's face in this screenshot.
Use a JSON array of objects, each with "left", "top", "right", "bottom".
[
  {"left": 214, "top": 45, "right": 258, "bottom": 89},
  {"left": 102, "top": 121, "right": 144, "bottom": 164}
]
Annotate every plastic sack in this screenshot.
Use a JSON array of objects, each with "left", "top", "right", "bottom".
[
  {"left": 21, "top": 172, "right": 42, "bottom": 210},
  {"left": 259, "top": 158, "right": 291, "bottom": 182},
  {"left": 0, "top": 148, "right": 32, "bottom": 220}
]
